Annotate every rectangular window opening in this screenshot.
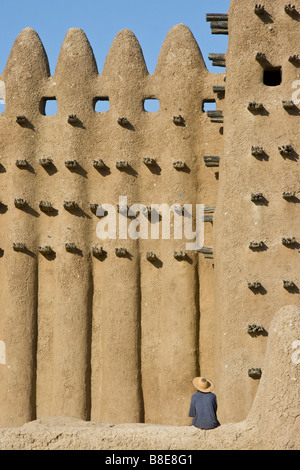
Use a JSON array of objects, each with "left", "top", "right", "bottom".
[
  {"left": 94, "top": 97, "right": 110, "bottom": 113},
  {"left": 143, "top": 98, "right": 160, "bottom": 112},
  {"left": 0, "top": 99, "right": 5, "bottom": 115},
  {"left": 40, "top": 97, "right": 58, "bottom": 116},
  {"left": 203, "top": 100, "right": 216, "bottom": 112}
]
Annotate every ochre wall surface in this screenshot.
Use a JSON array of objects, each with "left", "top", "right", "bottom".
[
  {"left": 1, "top": 0, "right": 298, "bottom": 430},
  {"left": 0, "top": 24, "right": 223, "bottom": 427},
  {"left": 214, "top": 0, "right": 300, "bottom": 423},
  {"left": 0, "top": 304, "right": 298, "bottom": 449}
]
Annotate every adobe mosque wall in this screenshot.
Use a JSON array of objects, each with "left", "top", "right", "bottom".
[
  {"left": 0, "top": 0, "right": 298, "bottom": 429},
  {"left": 214, "top": 0, "right": 300, "bottom": 422}
]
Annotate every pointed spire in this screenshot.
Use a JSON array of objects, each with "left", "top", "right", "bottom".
[
  {"left": 155, "top": 24, "right": 206, "bottom": 79},
  {"left": 2, "top": 27, "right": 50, "bottom": 80},
  {"left": 55, "top": 28, "right": 98, "bottom": 77},
  {"left": 103, "top": 29, "right": 148, "bottom": 80},
  {"left": 1, "top": 28, "right": 50, "bottom": 115}
]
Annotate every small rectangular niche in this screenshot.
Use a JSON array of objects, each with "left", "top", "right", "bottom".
[
  {"left": 203, "top": 99, "right": 216, "bottom": 112},
  {"left": 143, "top": 98, "right": 160, "bottom": 112},
  {"left": 263, "top": 67, "right": 282, "bottom": 87},
  {"left": 40, "top": 97, "right": 58, "bottom": 116},
  {"left": 94, "top": 97, "right": 110, "bottom": 113}
]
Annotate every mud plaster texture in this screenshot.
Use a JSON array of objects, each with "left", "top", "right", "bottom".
[
  {"left": 0, "top": 0, "right": 299, "bottom": 451},
  {"left": 0, "top": 24, "right": 221, "bottom": 427},
  {"left": 214, "top": 0, "right": 300, "bottom": 424},
  {"left": 0, "top": 305, "right": 299, "bottom": 450}
]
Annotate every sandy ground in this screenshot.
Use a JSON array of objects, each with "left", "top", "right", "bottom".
[{"left": 0, "top": 416, "right": 257, "bottom": 450}]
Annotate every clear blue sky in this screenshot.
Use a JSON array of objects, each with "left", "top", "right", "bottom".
[{"left": 0, "top": 0, "right": 229, "bottom": 75}]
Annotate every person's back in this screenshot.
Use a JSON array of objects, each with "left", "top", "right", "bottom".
[
  {"left": 189, "top": 377, "right": 220, "bottom": 430},
  {"left": 189, "top": 391, "right": 220, "bottom": 430}
]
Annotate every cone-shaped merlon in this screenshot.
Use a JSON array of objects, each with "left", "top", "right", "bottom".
[
  {"left": 155, "top": 24, "right": 206, "bottom": 78},
  {"left": 55, "top": 28, "right": 98, "bottom": 77},
  {"left": 2, "top": 27, "right": 50, "bottom": 81},
  {"left": 103, "top": 28, "right": 148, "bottom": 79}
]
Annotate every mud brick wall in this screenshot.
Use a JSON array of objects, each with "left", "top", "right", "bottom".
[
  {"left": 0, "top": 24, "right": 223, "bottom": 427},
  {"left": 214, "top": 0, "right": 300, "bottom": 423}
]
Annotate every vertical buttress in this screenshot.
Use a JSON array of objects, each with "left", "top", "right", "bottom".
[
  {"left": 90, "top": 29, "right": 147, "bottom": 423},
  {"left": 139, "top": 25, "right": 206, "bottom": 424},
  {"left": 36, "top": 29, "right": 98, "bottom": 419},
  {"left": 0, "top": 28, "right": 49, "bottom": 426}
]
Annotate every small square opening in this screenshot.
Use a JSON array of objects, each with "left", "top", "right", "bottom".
[
  {"left": 143, "top": 98, "right": 160, "bottom": 112},
  {"left": 263, "top": 67, "right": 282, "bottom": 87},
  {"left": 94, "top": 97, "right": 110, "bottom": 113},
  {"left": 203, "top": 100, "right": 216, "bottom": 112},
  {"left": 40, "top": 97, "right": 58, "bottom": 116}
]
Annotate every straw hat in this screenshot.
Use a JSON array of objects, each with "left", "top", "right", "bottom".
[{"left": 192, "top": 377, "right": 214, "bottom": 393}]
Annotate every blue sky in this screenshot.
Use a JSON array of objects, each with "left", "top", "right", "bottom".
[{"left": 0, "top": 0, "right": 229, "bottom": 75}]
